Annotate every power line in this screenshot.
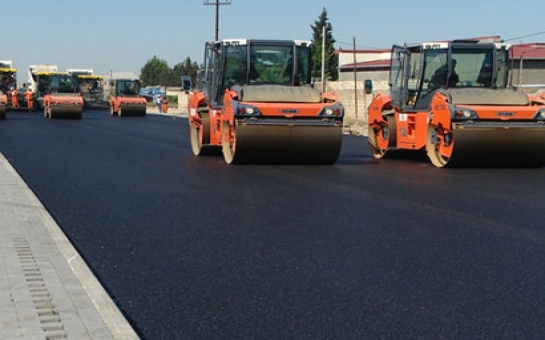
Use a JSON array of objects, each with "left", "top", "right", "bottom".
[
  {"left": 336, "top": 40, "right": 385, "bottom": 50},
  {"left": 338, "top": 30, "right": 545, "bottom": 50},
  {"left": 504, "top": 30, "right": 545, "bottom": 42}
]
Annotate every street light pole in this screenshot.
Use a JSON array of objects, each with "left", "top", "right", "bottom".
[{"left": 203, "top": 0, "right": 232, "bottom": 41}]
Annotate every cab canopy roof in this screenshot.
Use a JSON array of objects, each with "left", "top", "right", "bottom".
[
  {"left": 29, "top": 65, "right": 58, "bottom": 73},
  {"left": 405, "top": 40, "right": 510, "bottom": 51},
  {"left": 77, "top": 74, "right": 103, "bottom": 80},
  {"left": 67, "top": 68, "right": 93, "bottom": 75},
  {"left": 0, "top": 60, "right": 13, "bottom": 68},
  {"left": 36, "top": 71, "right": 70, "bottom": 76},
  {"left": 0, "top": 60, "right": 15, "bottom": 72},
  {"left": 217, "top": 38, "right": 313, "bottom": 47}
]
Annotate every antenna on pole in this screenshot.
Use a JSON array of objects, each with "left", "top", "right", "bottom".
[{"left": 203, "top": 0, "right": 232, "bottom": 41}]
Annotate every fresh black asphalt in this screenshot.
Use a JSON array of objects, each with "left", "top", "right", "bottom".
[{"left": 1, "top": 111, "right": 545, "bottom": 339}]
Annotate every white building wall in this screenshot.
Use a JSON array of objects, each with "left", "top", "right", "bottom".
[
  {"left": 337, "top": 51, "right": 391, "bottom": 66},
  {"left": 318, "top": 80, "right": 390, "bottom": 135}
]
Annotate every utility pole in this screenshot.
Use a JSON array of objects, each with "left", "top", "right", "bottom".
[
  {"left": 321, "top": 25, "right": 326, "bottom": 93},
  {"left": 203, "top": 0, "right": 232, "bottom": 41},
  {"left": 353, "top": 37, "right": 358, "bottom": 118},
  {"left": 164, "top": 67, "right": 168, "bottom": 94}
]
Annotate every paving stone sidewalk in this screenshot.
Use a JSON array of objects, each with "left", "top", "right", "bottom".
[{"left": 0, "top": 153, "right": 139, "bottom": 339}]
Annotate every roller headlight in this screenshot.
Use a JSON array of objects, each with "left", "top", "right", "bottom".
[
  {"left": 319, "top": 103, "right": 344, "bottom": 117},
  {"left": 236, "top": 103, "right": 260, "bottom": 116},
  {"left": 534, "top": 108, "right": 545, "bottom": 120},
  {"left": 452, "top": 106, "right": 477, "bottom": 119}
]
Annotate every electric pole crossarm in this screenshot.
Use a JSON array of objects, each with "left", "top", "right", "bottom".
[{"left": 203, "top": 0, "right": 232, "bottom": 41}]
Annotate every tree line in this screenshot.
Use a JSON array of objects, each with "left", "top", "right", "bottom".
[
  {"left": 139, "top": 8, "right": 337, "bottom": 88},
  {"left": 139, "top": 56, "right": 199, "bottom": 88}
]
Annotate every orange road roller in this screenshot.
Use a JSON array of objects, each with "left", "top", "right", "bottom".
[
  {"left": 109, "top": 78, "right": 146, "bottom": 117},
  {"left": 41, "top": 73, "right": 83, "bottom": 119},
  {"left": 188, "top": 39, "right": 344, "bottom": 164},
  {"left": 368, "top": 40, "right": 545, "bottom": 167}
]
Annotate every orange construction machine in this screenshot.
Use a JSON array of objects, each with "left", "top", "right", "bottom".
[
  {"left": 109, "top": 78, "right": 146, "bottom": 116},
  {"left": 0, "top": 92, "right": 6, "bottom": 119},
  {"left": 188, "top": 39, "right": 344, "bottom": 164},
  {"left": 0, "top": 61, "right": 19, "bottom": 114},
  {"left": 367, "top": 40, "right": 545, "bottom": 167},
  {"left": 67, "top": 69, "right": 109, "bottom": 109},
  {"left": 42, "top": 72, "right": 84, "bottom": 119}
]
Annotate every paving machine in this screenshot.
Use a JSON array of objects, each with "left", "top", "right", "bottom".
[
  {"left": 367, "top": 40, "right": 545, "bottom": 167},
  {"left": 68, "top": 69, "right": 109, "bottom": 109},
  {"left": 188, "top": 39, "right": 344, "bottom": 164},
  {"left": 109, "top": 78, "right": 146, "bottom": 116},
  {"left": 0, "top": 60, "right": 16, "bottom": 92},
  {"left": 42, "top": 72, "right": 84, "bottom": 119},
  {"left": 0, "top": 60, "right": 20, "bottom": 113}
]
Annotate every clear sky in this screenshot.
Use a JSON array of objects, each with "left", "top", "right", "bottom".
[{"left": 2, "top": 0, "right": 545, "bottom": 80}]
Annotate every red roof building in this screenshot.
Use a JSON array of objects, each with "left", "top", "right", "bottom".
[{"left": 510, "top": 43, "right": 545, "bottom": 88}]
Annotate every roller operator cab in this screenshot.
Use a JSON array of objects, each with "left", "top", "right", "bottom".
[
  {"left": 43, "top": 73, "right": 84, "bottom": 119},
  {"left": 368, "top": 40, "right": 545, "bottom": 167},
  {"left": 188, "top": 39, "right": 344, "bottom": 164},
  {"left": 71, "top": 73, "right": 108, "bottom": 109},
  {"left": 109, "top": 79, "right": 146, "bottom": 116}
]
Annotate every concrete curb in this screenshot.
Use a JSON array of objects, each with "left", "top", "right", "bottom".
[{"left": 0, "top": 153, "right": 140, "bottom": 339}]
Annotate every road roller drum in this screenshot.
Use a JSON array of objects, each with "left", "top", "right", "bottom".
[
  {"left": 222, "top": 121, "right": 343, "bottom": 164},
  {"left": 427, "top": 123, "right": 545, "bottom": 167},
  {"left": 49, "top": 104, "right": 83, "bottom": 119},
  {"left": 119, "top": 103, "right": 146, "bottom": 116}
]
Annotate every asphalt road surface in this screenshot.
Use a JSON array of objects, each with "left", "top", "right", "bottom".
[{"left": 1, "top": 110, "right": 545, "bottom": 339}]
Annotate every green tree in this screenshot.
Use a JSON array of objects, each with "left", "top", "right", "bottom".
[
  {"left": 141, "top": 56, "right": 200, "bottom": 89},
  {"left": 169, "top": 62, "right": 185, "bottom": 86},
  {"left": 311, "top": 7, "right": 338, "bottom": 81},
  {"left": 140, "top": 56, "right": 169, "bottom": 87},
  {"left": 170, "top": 57, "right": 200, "bottom": 88}
]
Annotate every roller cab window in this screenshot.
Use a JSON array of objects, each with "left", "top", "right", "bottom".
[
  {"left": 221, "top": 41, "right": 313, "bottom": 91},
  {"left": 248, "top": 44, "right": 294, "bottom": 84},
  {"left": 50, "top": 74, "right": 79, "bottom": 94}
]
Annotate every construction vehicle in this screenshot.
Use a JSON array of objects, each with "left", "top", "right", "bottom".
[
  {"left": 188, "top": 38, "right": 344, "bottom": 164},
  {"left": 0, "top": 60, "right": 22, "bottom": 113},
  {"left": 0, "top": 60, "right": 16, "bottom": 92},
  {"left": 109, "top": 78, "right": 146, "bottom": 116},
  {"left": 367, "top": 40, "right": 545, "bottom": 167},
  {"left": 41, "top": 72, "right": 84, "bottom": 119},
  {"left": 68, "top": 69, "right": 109, "bottom": 109},
  {"left": 0, "top": 92, "right": 6, "bottom": 119},
  {"left": 0, "top": 60, "right": 12, "bottom": 117},
  {"left": 28, "top": 64, "right": 58, "bottom": 109}
]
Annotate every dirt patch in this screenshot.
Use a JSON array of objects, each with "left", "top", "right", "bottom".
[{"left": 343, "top": 116, "right": 367, "bottom": 136}]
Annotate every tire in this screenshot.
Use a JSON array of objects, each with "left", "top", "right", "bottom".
[{"left": 190, "top": 112, "right": 211, "bottom": 156}]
